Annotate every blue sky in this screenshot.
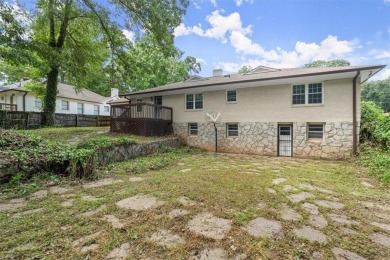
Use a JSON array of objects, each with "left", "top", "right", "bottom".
[{"left": 173, "top": 0, "right": 390, "bottom": 79}]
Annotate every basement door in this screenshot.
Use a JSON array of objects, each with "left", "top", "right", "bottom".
[{"left": 278, "top": 124, "right": 293, "bottom": 157}]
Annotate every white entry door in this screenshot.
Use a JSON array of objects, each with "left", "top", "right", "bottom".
[{"left": 278, "top": 125, "right": 292, "bottom": 157}]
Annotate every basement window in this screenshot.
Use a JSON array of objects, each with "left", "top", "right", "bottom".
[
  {"left": 227, "top": 123, "right": 239, "bottom": 137},
  {"left": 307, "top": 123, "right": 324, "bottom": 139},
  {"left": 188, "top": 123, "right": 198, "bottom": 136}
]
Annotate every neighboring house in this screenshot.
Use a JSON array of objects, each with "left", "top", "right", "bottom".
[
  {"left": 0, "top": 80, "right": 119, "bottom": 116},
  {"left": 114, "top": 65, "right": 386, "bottom": 159}
]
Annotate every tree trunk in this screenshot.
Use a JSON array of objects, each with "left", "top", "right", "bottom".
[{"left": 43, "top": 66, "right": 59, "bottom": 126}]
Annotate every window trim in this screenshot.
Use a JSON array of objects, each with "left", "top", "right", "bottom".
[
  {"left": 136, "top": 99, "right": 143, "bottom": 113},
  {"left": 226, "top": 90, "right": 237, "bottom": 103},
  {"left": 185, "top": 93, "right": 203, "bottom": 111},
  {"left": 226, "top": 123, "right": 239, "bottom": 138},
  {"left": 188, "top": 123, "right": 198, "bottom": 136},
  {"left": 307, "top": 123, "right": 325, "bottom": 140},
  {"left": 93, "top": 105, "right": 100, "bottom": 116},
  {"left": 35, "top": 99, "right": 42, "bottom": 109},
  {"left": 291, "top": 83, "right": 324, "bottom": 107},
  {"left": 77, "top": 103, "right": 84, "bottom": 114},
  {"left": 61, "top": 100, "right": 69, "bottom": 111}
]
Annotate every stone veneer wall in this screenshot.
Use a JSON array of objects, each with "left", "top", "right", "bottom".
[
  {"left": 97, "top": 137, "right": 181, "bottom": 165},
  {"left": 173, "top": 122, "right": 355, "bottom": 159}
]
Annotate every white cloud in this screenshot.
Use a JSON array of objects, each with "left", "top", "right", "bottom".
[
  {"left": 384, "top": 0, "right": 390, "bottom": 3},
  {"left": 209, "top": 0, "right": 218, "bottom": 7},
  {"left": 193, "top": 2, "right": 201, "bottom": 9},
  {"left": 235, "top": 0, "right": 254, "bottom": 6},
  {"left": 196, "top": 57, "right": 207, "bottom": 65},
  {"left": 370, "top": 68, "right": 390, "bottom": 81},
  {"left": 369, "top": 49, "right": 390, "bottom": 59},
  {"left": 122, "top": 30, "right": 135, "bottom": 42}
]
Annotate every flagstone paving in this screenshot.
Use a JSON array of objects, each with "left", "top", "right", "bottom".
[
  {"left": 187, "top": 213, "right": 232, "bottom": 240},
  {"left": 1, "top": 153, "right": 389, "bottom": 259}
]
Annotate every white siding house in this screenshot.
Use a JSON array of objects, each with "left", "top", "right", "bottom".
[{"left": 0, "top": 81, "right": 119, "bottom": 116}]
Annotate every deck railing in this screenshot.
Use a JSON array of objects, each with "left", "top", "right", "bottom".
[
  {"left": 0, "top": 103, "right": 17, "bottom": 111},
  {"left": 110, "top": 103, "right": 173, "bottom": 136}
]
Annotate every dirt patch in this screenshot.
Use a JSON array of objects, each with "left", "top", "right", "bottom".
[
  {"left": 80, "top": 205, "right": 107, "bottom": 217},
  {"left": 302, "top": 202, "right": 319, "bottom": 215},
  {"left": 189, "top": 248, "right": 227, "bottom": 260},
  {"left": 329, "top": 214, "right": 359, "bottom": 226},
  {"left": 187, "top": 213, "right": 232, "bottom": 240},
  {"left": 81, "top": 195, "right": 99, "bottom": 201},
  {"left": 314, "top": 200, "right": 344, "bottom": 210},
  {"left": 257, "top": 202, "right": 267, "bottom": 210},
  {"left": 168, "top": 209, "right": 190, "bottom": 219},
  {"left": 308, "top": 214, "right": 328, "bottom": 229},
  {"left": 369, "top": 232, "right": 390, "bottom": 247},
  {"left": 299, "top": 183, "right": 334, "bottom": 195},
  {"left": 106, "top": 243, "right": 131, "bottom": 260},
  {"left": 287, "top": 192, "right": 315, "bottom": 203},
  {"left": 12, "top": 208, "right": 43, "bottom": 218},
  {"left": 128, "top": 177, "right": 145, "bottom": 182},
  {"left": 31, "top": 190, "right": 48, "bottom": 199},
  {"left": 370, "top": 221, "right": 390, "bottom": 232},
  {"left": 72, "top": 231, "right": 101, "bottom": 252},
  {"left": 148, "top": 229, "right": 185, "bottom": 248},
  {"left": 61, "top": 199, "right": 74, "bottom": 207},
  {"left": 49, "top": 186, "right": 72, "bottom": 194},
  {"left": 266, "top": 188, "right": 276, "bottom": 194},
  {"left": 272, "top": 178, "right": 287, "bottom": 185},
  {"left": 283, "top": 185, "right": 298, "bottom": 192},
  {"left": 82, "top": 178, "right": 123, "bottom": 189},
  {"left": 0, "top": 199, "right": 26, "bottom": 212},
  {"left": 331, "top": 247, "right": 367, "bottom": 260},
  {"left": 179, "top": 196, "right": 197, "bottom": 206},
  {"left": 339, "top": 227, "right": 357, "bottom": 236},
  {"left": 293, "top": 226, "right": 327, "bottom": 243},
  {"left": 279, "top": 205, "right": 302, "bottom": 221},
  {"left": 116, "top": 194, "right": 163, "bottom": 211},
  {"left": 102, "top": 214, "right": 124, "bottom": 229},
  {"left": 243, "top": 217, "right": 283, "bottom": 238}
]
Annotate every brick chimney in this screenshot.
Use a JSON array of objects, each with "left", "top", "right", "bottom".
[
  {"left": 213, "top": 69, "right": 223, "bottom": 77},
  {"left": 111, "top": 88, "right": 119, "bottom": 97}
]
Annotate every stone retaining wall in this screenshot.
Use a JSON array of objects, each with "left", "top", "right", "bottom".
[
  {"left": 173, "top": 122, "right": 355, "bottom": 159},
  {"left": 97, "top": 137, "right": 180, "bottom": 165}
]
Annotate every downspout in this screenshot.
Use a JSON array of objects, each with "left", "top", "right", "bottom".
[
  {"left": 23, "top": 92, "right": 27, "bottom": 111},
  {"left": 352, "top": 71, "right": 360, "bottom": 156}
]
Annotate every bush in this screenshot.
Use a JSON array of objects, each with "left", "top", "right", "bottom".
[
  {"left": 358, "top": 144, "right": 390, "bottom": 183},
  {"left": 360, "top": 101, "right": 390, "bottom": 147},
  {"left": 0, "top": 130, "right": 96, "bottom": 183}
]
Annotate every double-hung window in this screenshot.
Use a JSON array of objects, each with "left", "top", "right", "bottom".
[
  {"left": 94, "top": 105, "right": 100, "bottom": 115},
  {"left": 77, "top": 103, "right": 84, "bottom": 114},
  {"left": 186, "top": 94, "right": 203, "bottom": 110},
  {"left": 61, "top": 100, "right": 69, "bottom": 110},
  {"left": 227, "top": 90, "right": 237, "bottom": 103},
  {"left": 188, "top": 123, "right": 198, "bottom": 136},
  {"left": 104, "top": 106, "right": 109, "bottom": 113},
  {"left": 136, "top": 99, "right": 142, "bottom": 112},
  {"left": 292, "top": 83, "right": 323, "bottom": 105},
  {"left": 227, "top": 123, "right": 239, "bottom": 137},
  {"left": 35, "top": 99, "right": 42, "bottom": 109},
  {"left": 307, "top": 123, "right": 324, "bottom": 139}
]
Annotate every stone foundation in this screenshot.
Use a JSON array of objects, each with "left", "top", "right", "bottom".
[{"left": 173, "top": 122, "right": 355, "bottom": 159}]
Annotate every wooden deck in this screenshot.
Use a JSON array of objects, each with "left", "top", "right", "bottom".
[{"left": 110, "top": 103, "right": 173, "bottom": 136}]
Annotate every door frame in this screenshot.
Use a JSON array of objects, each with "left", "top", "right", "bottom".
[{"left": 277, "top": 124, "right": 293, "bottom": 157}]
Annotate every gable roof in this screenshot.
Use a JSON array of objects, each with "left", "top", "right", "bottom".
[
  {"left": 121, "top": 65, "right": 386, "bottom": 98},
  {"left": 0, "top": 81, "right": 109, "bottom": 103}
]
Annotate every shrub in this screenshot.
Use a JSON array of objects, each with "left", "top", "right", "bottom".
[
  {"left": 360, "top": 101, "right": 385, "bottom": 143},
  {"left": 0, "top": 130, "right": 96, "bottom": 183}
]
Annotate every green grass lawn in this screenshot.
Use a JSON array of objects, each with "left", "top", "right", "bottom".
[
  {"left": 18, "top": 126, "right": 162, "bottom": 144},
  {"left": 0, "top": 148, "right": 389, "bottom": 259}
]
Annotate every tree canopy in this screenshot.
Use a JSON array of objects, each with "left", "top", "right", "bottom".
[
  {"left": 0, "top": 0, "right": 190, "bottom": 125},
  {"left": 362, "top": 78, "right": 390, "bottom": 112},
  {"left": 304, "top": 59, "right": 350, "bottom": 68},
  {"left": 238, "top": 65, "right": 252, "bottom": 73}
]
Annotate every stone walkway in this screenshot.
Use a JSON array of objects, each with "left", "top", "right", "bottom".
[{"left": 1, "top": 156, "right": 389, "bottom": 259}]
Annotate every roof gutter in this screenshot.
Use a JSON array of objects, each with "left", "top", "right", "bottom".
[
  {"left": 352, "top": 71, "right": 360, "bottom": 156},
  {"left": 120, "top": 65, "right": 386, "bottom": 98}
]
